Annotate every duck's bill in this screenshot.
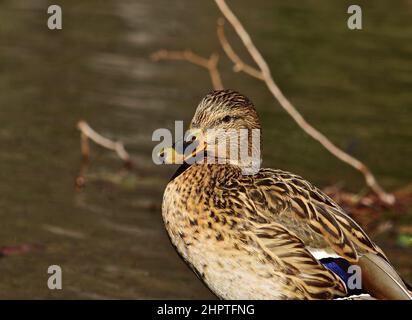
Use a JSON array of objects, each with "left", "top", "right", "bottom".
[{"left": 158, "top": 128, "right": 207, "bottom": 164}]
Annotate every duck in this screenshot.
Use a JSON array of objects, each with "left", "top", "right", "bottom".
[{"left": 160, "top": 89, "right": 412, "bottom": 300}]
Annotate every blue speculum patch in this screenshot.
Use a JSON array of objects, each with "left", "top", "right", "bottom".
[{"left": 320, "top": 257, "right": 365, "bottom": 297}]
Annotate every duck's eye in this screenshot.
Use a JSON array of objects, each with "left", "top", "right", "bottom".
[{"left": 222, "top": 115, "right": 232, "bottom": 123}]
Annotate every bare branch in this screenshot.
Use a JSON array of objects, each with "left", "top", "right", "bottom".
[
  {"left": 151, "top": 49, "right": 224, "bottom": 90},
  {"left": 80, "top": 131, "right": 90, "bottom": 162},
  {"left": 217, "top": 18, "right": 263, "bottom": 80},
  {"left": 77, "top": 120, "right": 132, "bottom": 168},
  {"left": 214, "top": 0, "right": 394, "bottom": 204}
]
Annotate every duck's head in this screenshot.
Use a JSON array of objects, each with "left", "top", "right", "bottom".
[
  {"left": 190, "top": 89, "right": 261, "bottom": 133},
  {"left": 162, "top": 89, "right": 262, "bottom": 174}
]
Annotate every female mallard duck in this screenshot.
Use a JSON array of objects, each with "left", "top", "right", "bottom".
[{"left": 161, "top": 89, "right": 412, "bottom": 300}]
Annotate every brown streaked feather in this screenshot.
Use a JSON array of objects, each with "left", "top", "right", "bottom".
[
  {"left": 248, "top": 222, "right": 347, "bottom": 299},
  {"left": 237, "top": 168, "right": 382, "bottom": 263},
  {"left": 231, "top": 168, "right": 412, "bottom": 299}
]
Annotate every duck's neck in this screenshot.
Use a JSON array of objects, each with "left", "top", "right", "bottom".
[
  {"left": 220, "top": 157, "right": 261, "bottom": 175},
  {"left": 206, "top": 132, "right": 262, "bottom": 175}
]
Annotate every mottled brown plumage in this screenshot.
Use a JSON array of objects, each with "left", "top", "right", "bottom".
[{"left": 161, "top": 90, "right": 412, "bottom": 300}]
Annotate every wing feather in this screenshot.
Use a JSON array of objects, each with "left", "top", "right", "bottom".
[
  {"left": 242, "top": 169, "right": 381, "bottom": 262},
  {"left": 249, "top": 222, "right": 347, "bottom": 299},
  {"left": 221, "top": 167, "right": 408, "bottom": 299}
]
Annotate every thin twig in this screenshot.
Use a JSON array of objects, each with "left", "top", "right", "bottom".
[
  {"left": 80, "top": 131, "right": 90, "bottom": 162},
  {"left": 214, "top": 0, "right": 394, "bottom": 205},
  {"left": 217, "top": 18, "right": 263, "bottom": 80},
  {"left": 77, "top": 120, "right": 132, "bottom": 167},
  {"left": 151, "top": 49, "right": 224, "bottom": 90}
]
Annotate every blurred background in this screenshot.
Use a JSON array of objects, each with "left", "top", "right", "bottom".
[{"left": 0, "top": 0, "right": 411, "bottom": 299}]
